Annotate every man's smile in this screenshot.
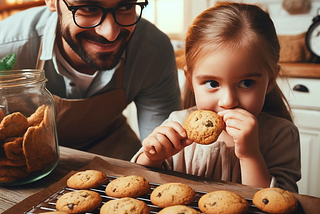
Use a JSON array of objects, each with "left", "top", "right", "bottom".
[{"left": 82, "top": 38, "right": 120, "bottom": 53}]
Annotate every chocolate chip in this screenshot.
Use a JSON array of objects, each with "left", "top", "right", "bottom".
[
  {"left": 209, "top": 202, "right": 217, "bottom": 206},
  {"left": 113, "top": 188, "right": 117, "bottom": 192},
  {"left": 67, "top": 203, "right": 74, "bottom": 210},
  {"left": 204, "top": 120, "right": 213, "bottom": 127},
  {"left": 157, "top": 192, "right": 162, "bottom": 198},
  {"left": 262, "top": 198, "right": 269, "bottom": 204}
]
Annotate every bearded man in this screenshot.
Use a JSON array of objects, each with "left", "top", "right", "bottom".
[{"left": 0, "top": 0, "right": 181, "bottom": 160}]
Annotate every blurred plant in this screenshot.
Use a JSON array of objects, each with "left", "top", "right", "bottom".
[{"left": 0, "top": 53, "right": 16, "bottom": 71}]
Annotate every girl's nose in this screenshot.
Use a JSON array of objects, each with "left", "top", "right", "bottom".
[
  {"left": 218, "top": 89, "right": 239, "bottom": 109},
  {"left": 94, "top": 13, "right": 120, "bottom": 41}
]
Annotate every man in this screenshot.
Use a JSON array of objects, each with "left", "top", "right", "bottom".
[{"left": 0, "top": 0, "right": 181, "bottom": 160}]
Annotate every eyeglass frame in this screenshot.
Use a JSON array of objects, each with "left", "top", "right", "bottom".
[{"left": 62, "top": 0, "right": 149, "bottom": 29}]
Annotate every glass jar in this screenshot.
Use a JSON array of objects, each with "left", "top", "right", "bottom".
[{"left": 0, "top": 69, "right": 59, "bottom": 185}]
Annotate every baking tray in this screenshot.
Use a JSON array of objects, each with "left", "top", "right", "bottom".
[{"left": 25, "top": 175, "right": 305, "bottom": 214}]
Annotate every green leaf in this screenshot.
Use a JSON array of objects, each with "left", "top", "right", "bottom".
[{"left": 0, "top": 53, "right": 16, "bottom": 71}]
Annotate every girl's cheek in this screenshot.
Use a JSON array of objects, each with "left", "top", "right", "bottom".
[{"left": 195, "top": 94, "right": 217, "bottom": 110}]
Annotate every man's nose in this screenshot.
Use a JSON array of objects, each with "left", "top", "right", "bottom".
[
  {"left": 218, "top": 88, "right": 239, "bottom": 109},
  {"left": 94, "top": 13, "right": 120, "bottom": 41}
]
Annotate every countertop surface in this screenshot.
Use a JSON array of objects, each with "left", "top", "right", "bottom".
[{"left": 280, "top": 63, "right": 320, "bottom": 78}]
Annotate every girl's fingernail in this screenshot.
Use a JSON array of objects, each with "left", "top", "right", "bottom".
[
  {"left": 181, "top": 131, "right": 187, "bottom": 138},
  {"left": 149, "top": 149, "right": 155, "bottom": 155}
]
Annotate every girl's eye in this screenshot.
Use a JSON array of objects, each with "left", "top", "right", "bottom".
[
  {"left": 204, "top": 80, "right": 219, "bottom": 89},
  {"left": 239, "top": 79, "right": 254, "bottom": 88}
]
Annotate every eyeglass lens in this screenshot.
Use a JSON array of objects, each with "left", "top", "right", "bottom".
[{"left": 74, "top": 4, "right": 143, "bottom": 28}]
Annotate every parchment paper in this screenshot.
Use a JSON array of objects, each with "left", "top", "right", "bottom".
[{"left": 3, "top": 156, "right": 318, "bottom": 214}]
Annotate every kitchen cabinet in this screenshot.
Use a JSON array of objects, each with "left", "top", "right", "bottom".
[{"left": 277, "top": 69, "right": 320, "bottom": 198}]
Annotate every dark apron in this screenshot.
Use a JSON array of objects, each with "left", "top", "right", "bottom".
[{"left": 36, "top": 44, "right": 141, "bottom": 160}]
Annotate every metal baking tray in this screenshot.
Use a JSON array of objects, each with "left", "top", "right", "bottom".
[{"left": 25, "top": 175, "right": 305, "bottom": 214}]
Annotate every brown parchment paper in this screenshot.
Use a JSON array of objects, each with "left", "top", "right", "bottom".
[{"left": 3, "top": 156, "right": 320, "bottom": 214}]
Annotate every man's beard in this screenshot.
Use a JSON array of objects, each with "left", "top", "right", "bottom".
[{"left": 57, "top": 22, "right": 130, "bottom": 71}]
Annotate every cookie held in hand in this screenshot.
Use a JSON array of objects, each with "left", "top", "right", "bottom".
[
  {"left": 184, "top": 110, "right": 224, "bottom": 145},
  {"left": 252, "top": 187, "right": 298, "bottom": 214}
]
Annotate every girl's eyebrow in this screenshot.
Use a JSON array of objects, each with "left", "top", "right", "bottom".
[
  {"left": 241, "top": 72, "right": 263, "bottom": 78},
  {"left": 195, "top": 75, "right": 220, "bottom": 80},
  {"left": 195, "top": 72, "right": 263, "bottom": 80}
]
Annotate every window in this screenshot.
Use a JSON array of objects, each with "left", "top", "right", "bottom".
[{"left": 142, "top": 0, "right": 185, "bottom": 39}]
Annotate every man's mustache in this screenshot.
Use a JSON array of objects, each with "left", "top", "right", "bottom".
[{"left": 78, "top": 30, "right": 130, "bottom": 44}]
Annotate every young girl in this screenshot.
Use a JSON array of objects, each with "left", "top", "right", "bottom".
[{"left": 133, "top": 2, "right": 301, "bottom": 192}]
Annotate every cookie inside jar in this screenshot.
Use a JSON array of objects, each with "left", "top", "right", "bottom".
[{"left": 0, "top": 104, "right": 59, "bottom": 185}]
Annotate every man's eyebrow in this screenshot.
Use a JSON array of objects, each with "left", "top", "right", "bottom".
[{"left": 71, "top": 0, "right": 135, "bottom": 5}]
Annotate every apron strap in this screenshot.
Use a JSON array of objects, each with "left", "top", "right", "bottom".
[
  {"left": 36, "top": 38, "right": 45, "bottom": 70},
  {"left": 115, "top": 58, "right": 124, "bottom": 89}
]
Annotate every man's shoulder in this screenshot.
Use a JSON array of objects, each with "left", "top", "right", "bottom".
[{"left": 131, "top": 18, "right": 172, "bottom": 49}]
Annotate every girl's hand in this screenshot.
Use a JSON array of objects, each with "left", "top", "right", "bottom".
[
  {"left": 219, "top": 109, "right": 272, "bottom": 188},
  {"left": 218, "top": 108, "right": 260, "bottom": 160},
  {"left": 140, "top": 121, "right": 193, "bottom": 166}
]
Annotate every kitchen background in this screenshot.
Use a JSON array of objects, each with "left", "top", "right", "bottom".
[{"left": 1, "top": 0, "right": 320, "bottom": 198}]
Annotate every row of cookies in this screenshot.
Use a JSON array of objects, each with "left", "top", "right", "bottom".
[
  {"left": 54, "top": 170, "right": 150, "bottom": 213},
  {"left": 56, "top": 170, "right": 199, "bottom": 213},
  {"left": 0, "top": 105, "right": 57, "bottom": 183},
  {"left": 48, "top": 169, "right": 299, "bottom": 214}
]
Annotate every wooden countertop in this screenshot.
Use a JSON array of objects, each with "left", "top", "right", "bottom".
[
  {"left": 1, "top": 146, "right": 320, "bottom": 214},
  {"left": 280, "top": 63, "right": 320, "bottom": 78}
]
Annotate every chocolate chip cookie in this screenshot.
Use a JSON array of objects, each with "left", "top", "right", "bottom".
[
  {"left": 150, "top": 183, "right": 195, "bottom": 208},
  {"left": 158, "top": 205, "right": 200, "bottom": 214},
  {"left": 56, "top": 190, "right": 102, "bottom": 213},
  {"left": 184, "top": 110, "right": 224, "bottom": 145},
  {"left": 100, "top": 197, "right": 149, "bottom": 214},
  {"left": 105, "top": 175, "right": 150, "bottom": 198},
  {"left": 198, "top": 190, "right": 249, "bottom": 214},
  {"left": 67, "top": 170, "right": 108, "bottom": 189},
  {"left": 253, "top": 187, "right": 298, "bottom": 213}
]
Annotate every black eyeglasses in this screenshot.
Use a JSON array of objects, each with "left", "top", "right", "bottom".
[{"left": 62, "top": 0, "right": 148, "bottom": 29}]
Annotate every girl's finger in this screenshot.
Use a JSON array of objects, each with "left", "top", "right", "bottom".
[
  {"left": 181, "top": 139, "right": 193, "bottom": 147},
  {"left": 155, "top": 133, "right": 173, "bottom": 155},
  {"left": 225, "top": 118, "right": 241, "bottom": 130},
  {"left": 143, "top": 135, "right": 162, "bottom": 155},
  {"left": 163, "top": 121, "right": 187, "bottom": 139}
]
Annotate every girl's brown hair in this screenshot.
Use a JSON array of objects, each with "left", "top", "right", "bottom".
[{"left": 181, "top": 2, "right": 292, "bottom": 122}]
